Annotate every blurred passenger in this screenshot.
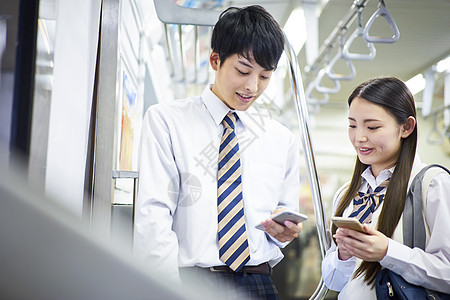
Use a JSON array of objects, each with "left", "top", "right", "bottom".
[
  {"left": 134, "top": 5, "right": 302, "bottom": 299},
  {"left": 322, "top": 77, "right": 450, "bottom": 298}
]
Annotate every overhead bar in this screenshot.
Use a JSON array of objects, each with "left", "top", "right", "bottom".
[{"left": 305, "top": 0, "right": 370, "bottom": 74}]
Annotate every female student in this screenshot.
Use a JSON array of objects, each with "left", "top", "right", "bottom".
[{"left": 321, "top": 77, "right": 450, "bottom": 298}]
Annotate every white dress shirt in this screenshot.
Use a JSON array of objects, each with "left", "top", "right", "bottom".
[
  {"left": 322, "top": 157, "right": 450, "bottom": 299},
  {"left": 134, "top": 85, "right": 300, "bottom": 281}
]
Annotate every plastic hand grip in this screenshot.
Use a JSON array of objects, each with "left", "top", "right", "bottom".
[
  {"left": 305, "top": 82, "right": 329, "bottom": 105},
  {"left": 363, "top": 6, "right": 400, "bottom": 44},
  {"left": 326, "top": 51, "right": 356, "bottom": 81},
  {"left": 314, "top": 68, "right": 341, "bottom": 94},
  {"left": 343, "top": 27, "right": 376, "bottom": 60}
]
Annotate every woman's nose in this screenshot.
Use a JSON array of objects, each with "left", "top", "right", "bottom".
[{"left": 355, "top": 129, "right": 368, "bottom": 142}]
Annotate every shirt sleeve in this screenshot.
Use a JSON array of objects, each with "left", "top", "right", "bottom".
[
  {"left": 133, "top": 107, "right": 181, "bottom": 283},
  {"left": 266, "top": 132, "right": 301, "bottom": 248},
  {"left": 321, "top": 241, "right": 356, "bottom": 291},
  {"left": 379, "top": 172, "right": 450, "bottom": 293},
  {"left": 321, "top": 183, "right": 356, "bottom": 291}
]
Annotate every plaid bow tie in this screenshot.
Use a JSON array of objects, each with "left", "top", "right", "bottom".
[{"left": 348, "top": 180, "right": 389, "bottom": 224}]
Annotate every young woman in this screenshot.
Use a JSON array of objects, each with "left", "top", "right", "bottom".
[{"left": 321, "top": 77, "right": 450, "bottom": 298}]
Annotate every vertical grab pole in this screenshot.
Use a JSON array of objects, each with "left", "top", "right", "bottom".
[{"left": 284, "top": 35, "right": 331, "bottom": 300}]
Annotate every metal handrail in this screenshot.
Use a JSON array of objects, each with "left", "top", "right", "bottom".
[{"left": 285, "top": 36, "right": 331, "bottom": 300}]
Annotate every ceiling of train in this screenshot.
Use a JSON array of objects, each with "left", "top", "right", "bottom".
[
  {"left": 309, "top": 0, "right": 450, "bottom": 103},
  {"left": 1, "top": 0, "right": 450, "bottom": 104},
  {"left": 179, "top": 0, "right": 450, "bottom": 104}
]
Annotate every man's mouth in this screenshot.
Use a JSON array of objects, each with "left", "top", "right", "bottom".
[{"left": 236, "top": 92, "right": 254, "bottom": 103}]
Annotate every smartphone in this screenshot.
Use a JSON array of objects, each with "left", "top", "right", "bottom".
[
  {"left": 331, "top": 216, "right": 366, "bottom": 233},
  {"left": 255, "top": 210, "right": 308, "bottom": 231}
]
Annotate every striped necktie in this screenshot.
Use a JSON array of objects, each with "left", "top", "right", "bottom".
[
  {"left": 217, "top": 112, "right": 250, "bottom": 272},
  {"left": 348, "top": 180, "right": 389, "bottom": 224}
]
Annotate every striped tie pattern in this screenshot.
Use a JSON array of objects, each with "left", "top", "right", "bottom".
[
  {"left": 348, "top": 180, "right": 389, "bottom": 224},
  {"left": 217, "top": 112, "right": 250, "bottom": 272}
]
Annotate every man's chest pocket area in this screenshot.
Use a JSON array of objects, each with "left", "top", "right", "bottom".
[{"left": 243, "top": 163, "right": 285, "bottom": 213}]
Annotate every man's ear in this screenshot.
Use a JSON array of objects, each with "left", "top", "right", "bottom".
[
  {"left": 209, "top": 51, "right": 220, "bottom": 71},
  {"left": 401, "top": 116, "right": 416, "bottom": 138}
]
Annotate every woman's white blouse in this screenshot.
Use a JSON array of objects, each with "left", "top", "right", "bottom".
[{"left": 321, "top": 159, "right": 450, "bottom": 299}]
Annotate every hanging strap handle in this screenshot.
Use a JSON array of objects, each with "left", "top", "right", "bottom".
[
  {"left": 363, "top": 1, "right": 400, "bottom": 44},
  {"left": 343, "top": 10, "right": 376, "bottom": 60},
  {"left": 326, "top": 51, "right": 356, "bottom": 81},
  {"left": 314, "top": 68, "right": 341, "bottom": 94},
  {"left": 427, "top": 114, "right": 444, "bottom": 144},
  {"left": 326, "top": 36, "right": 356, "bottom": 81},
  {"left": 305, "top": 82, "right": 329, "bottom": 105}
]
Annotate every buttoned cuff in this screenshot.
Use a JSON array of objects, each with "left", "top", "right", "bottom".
[
  {"left": 379, "top": 238, "right": 408, "bottom": 271},
  {"left": 333, "top": 251, "right": 356, "bottom": 270},
  {"left": 266, "top": 233, "right": 290, "bottom": 248}
]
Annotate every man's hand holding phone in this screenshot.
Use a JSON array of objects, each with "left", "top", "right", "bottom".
[{"left": 256, "top": 210, "right": 307, "bottom": 243}]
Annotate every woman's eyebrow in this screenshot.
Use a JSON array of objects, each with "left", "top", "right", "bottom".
[{"left": 348, "top": 117, "right": 381, "bottom": 123}]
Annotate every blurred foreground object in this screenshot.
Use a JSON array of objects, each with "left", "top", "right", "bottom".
[{"left": 0, "top": 164, "right": 204, "bottom": 300}]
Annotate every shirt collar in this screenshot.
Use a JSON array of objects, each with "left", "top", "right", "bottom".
[
  {"left": 361, "top": 154, "right": 424, "bottom": 191},
  {"left": 201, "top": 84, "right": 255, "bottom": 128},
  {"left": 361, "top": 165, "right": 395, "bottom": 191},
  {"left": 202, "top": 85, "right": 229, "bottom": 126}
]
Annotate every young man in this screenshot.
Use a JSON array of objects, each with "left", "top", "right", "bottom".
[{"left": 134, "top": 5, "right": 302, "bottom": 299}]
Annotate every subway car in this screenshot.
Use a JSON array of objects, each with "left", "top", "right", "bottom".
[{"left": 1, "top": 0, "right": 449, "bottom": 299}]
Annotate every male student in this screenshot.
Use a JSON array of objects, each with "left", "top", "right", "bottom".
[{"left": 134, "top": 5, "right": 302, "bottom": 299}]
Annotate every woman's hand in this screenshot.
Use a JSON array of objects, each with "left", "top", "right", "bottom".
[
  {"left": 334, "top": 228, "right": 354, "bottom": 260},
  {"left": 333, "top": 225, "right": 389, "bottom": 262}
]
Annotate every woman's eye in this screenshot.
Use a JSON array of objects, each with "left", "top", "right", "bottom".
[
  {"left": 261, "top": 75, "right": 269, "bottom": 80},
  {"left": 349, "top": 125, "right": 356, "bottom": 128},
  {"left": 368, "top": 126, "right": 380, "bottom": 130}
]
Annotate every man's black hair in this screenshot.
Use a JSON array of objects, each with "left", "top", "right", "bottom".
[{"left": 211, "top": 5, "right": 285, "bottom": 71}]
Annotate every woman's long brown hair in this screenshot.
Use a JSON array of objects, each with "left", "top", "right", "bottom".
[{"left": 332, "top": 77, "right": 418, "bottom": 285}]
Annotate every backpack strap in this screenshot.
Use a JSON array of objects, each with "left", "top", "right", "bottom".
[{"left": 403, "top": 164, "right": 450, "bottom": 250}]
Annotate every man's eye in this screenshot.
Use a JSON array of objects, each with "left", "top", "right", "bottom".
[
  {"left": 237, "top": 69, "right": 248, "bottom": 75},
  {"left": 349, "top": 125, "right": 356, "bottom": 128}
]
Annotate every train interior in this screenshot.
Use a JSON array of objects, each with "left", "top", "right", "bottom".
[{"left": 1, "top": 0, "right": 450, "bottom": 299}]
